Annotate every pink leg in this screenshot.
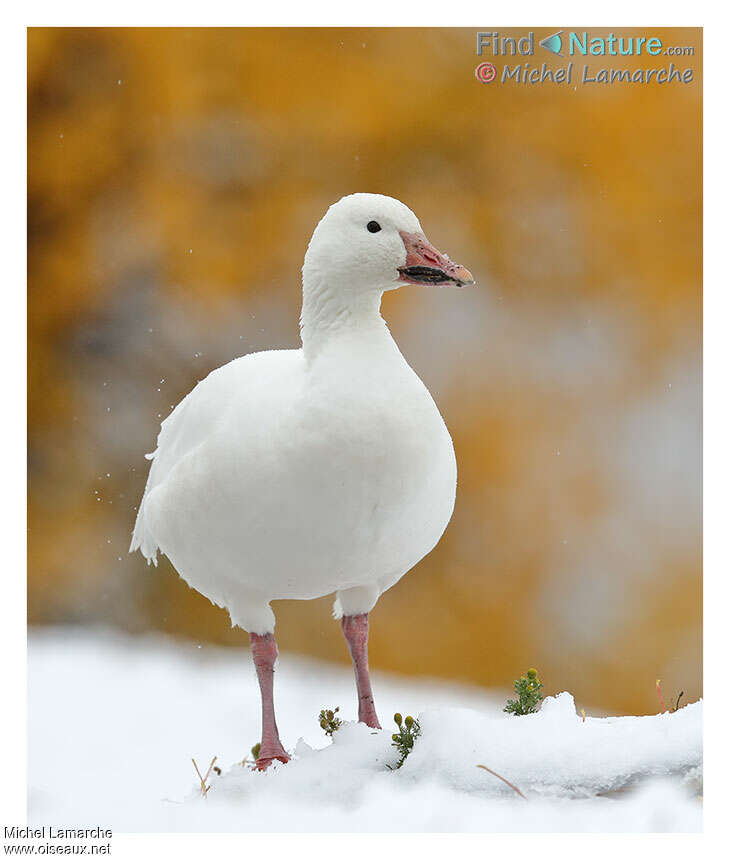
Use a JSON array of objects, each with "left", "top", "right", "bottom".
[
  {"left": 341, "top": 613, "right": 381, "bottom": 729},
  {"left": 250, "top": 632, "right": 290, "bottom": 770}
]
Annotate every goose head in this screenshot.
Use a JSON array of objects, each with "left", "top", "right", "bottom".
[{"left": 302, "top": 193, "right": 474, "bottom": 296}]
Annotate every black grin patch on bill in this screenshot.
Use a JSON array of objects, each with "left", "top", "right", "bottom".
[{"left": 398, "top": 265, "right": 460, "bottom": 285}]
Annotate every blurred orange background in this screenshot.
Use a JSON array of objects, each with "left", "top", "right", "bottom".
[{"left": 28, "top": 27, "right": 702, "bottom": 715}]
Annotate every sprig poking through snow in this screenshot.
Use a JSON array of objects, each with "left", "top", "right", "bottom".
[
  {"left": 504, "top": 668, "right": 543, "bottom": 716},
  {"left": 319, "top": 707, "right": 343, "bottom": 737},
  {"left": 391, "top": 713, "right": 421, "bottom": 768}
]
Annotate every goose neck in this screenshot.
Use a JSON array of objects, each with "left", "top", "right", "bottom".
[{"left": 300, "top": 277, "right": 388, "bottom": 358}]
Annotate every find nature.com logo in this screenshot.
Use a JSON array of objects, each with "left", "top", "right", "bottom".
[{"left": 474, "top": 30, "right": 696, "bottom": 86}]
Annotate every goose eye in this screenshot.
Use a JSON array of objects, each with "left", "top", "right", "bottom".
[{"left": 366, "top": 221, "right": 381, "bottom": 234}]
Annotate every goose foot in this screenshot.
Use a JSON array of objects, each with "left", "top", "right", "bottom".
[{"left": 254, "top": 750, "right": 290, "bottom": 771}]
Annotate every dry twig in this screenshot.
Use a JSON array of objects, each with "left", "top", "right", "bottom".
[
  {"left": 476, "top": 764, "right": 526, "bottom": 799},
  {"left": 192, "top": 756, "right": 218, "bottom": 798}
]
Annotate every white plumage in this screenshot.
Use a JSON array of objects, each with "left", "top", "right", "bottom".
[{"left": 131, "top": 193, "right": 471, "bottom": 636}]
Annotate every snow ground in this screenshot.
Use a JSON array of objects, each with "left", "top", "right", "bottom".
[{"left": 28, "top": 627, "right": 702, "bottom": 832}]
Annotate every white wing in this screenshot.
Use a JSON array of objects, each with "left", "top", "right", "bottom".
[{"left": 129, "top": 349, "right": 300, "bottom": 564}]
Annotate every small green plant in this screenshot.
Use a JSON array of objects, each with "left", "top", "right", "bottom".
[
  {"left": 319, "top": 706, "right": 343, "bottom": 737},
  {"left": 390, "top": 712, "right": 421, "bottom": 768},
  {"left": 241, "top": 742, "right": 262, "bottom": 770},
  {"left": 504, "top": 667, "right": 543, "bottom": 716}
]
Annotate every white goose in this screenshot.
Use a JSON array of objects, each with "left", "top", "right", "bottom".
[{"left": 131, "top": 193, "right": 474, "bottom": 769}]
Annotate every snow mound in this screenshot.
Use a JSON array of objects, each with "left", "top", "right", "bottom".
[
  {"left": 405, "top": 692, "right": 702, "bottom": 797},
  {"left": 201, "top": 691, "right": 701, "bottom": 826},
  {"left": 28, "top": 627, "right": 702, "bottom": 832}
]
